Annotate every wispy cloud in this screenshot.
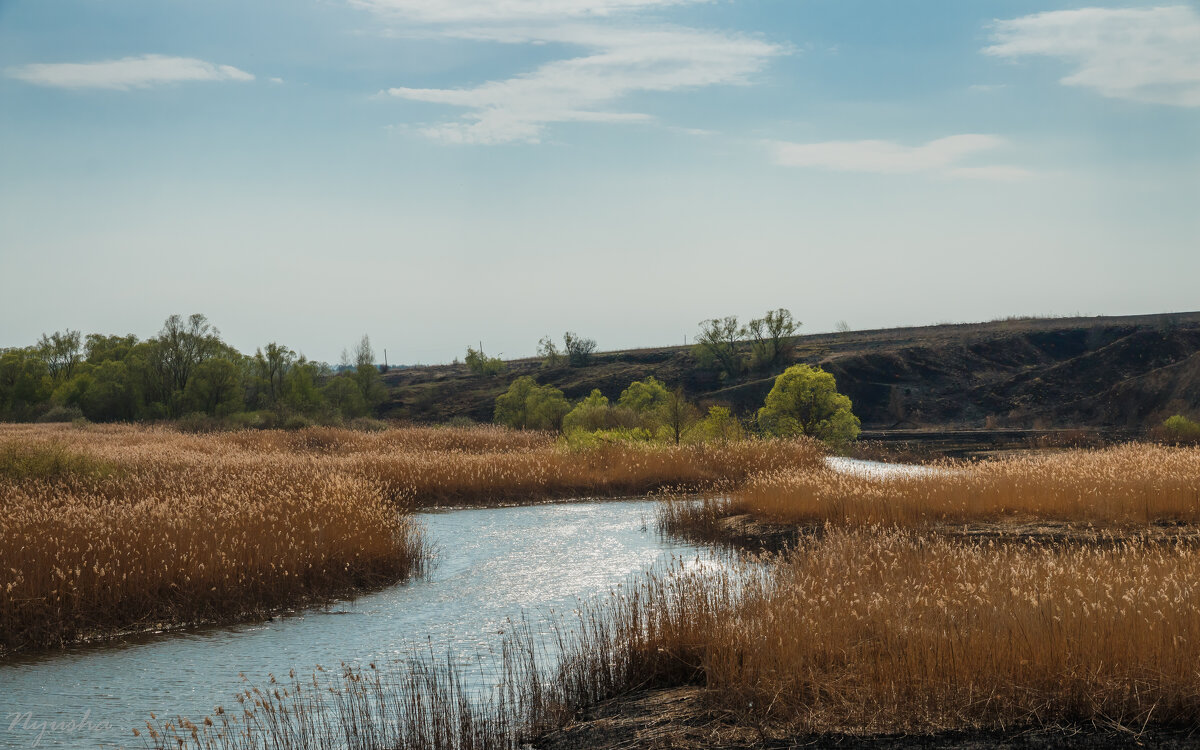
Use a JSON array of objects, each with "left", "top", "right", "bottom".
[
  {"left": 386, "top": 25, "right": 780, "bottom": 144},
  {"left": 985, "top": 5, "right": 1200, "bottom": 107},
  {"left": 350, "top": 0, "right": 708, "bottom": 24},
  {"left": 6, "top": 54, "right": 254, "bottom": 90},
  {"left": 360, "top": 0, "right": 780, "bottom": 144},
  {"left": 771, "top": 135, "right": 1032, "bottom": 180}
]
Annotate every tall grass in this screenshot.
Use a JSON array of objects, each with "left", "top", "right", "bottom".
[
  {"left": 664, "top": 445, "right": 1200, "bottom": 538},
  {"left": 0, "top": 423, "right": 821, "bottom": 652},
  {"left": 145, "top": 527, "right": 1200, "bottom": 748}
]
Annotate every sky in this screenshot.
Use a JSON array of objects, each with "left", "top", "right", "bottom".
[{"left": 1, "top": 0, "right": 1197, "bottom": 365}]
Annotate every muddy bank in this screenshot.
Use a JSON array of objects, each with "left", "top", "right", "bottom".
[{"left": 534, "top": 686, "right": 1199, "bottom": 749}]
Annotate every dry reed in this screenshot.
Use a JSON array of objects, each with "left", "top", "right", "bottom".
[
  {"left": 0, "top": 423, "right": 821, "bottom": 652},
  {"left": 663, "top": 445, "right": 1200, "bottom": 540},
  {"left": 145, "top": 527, "right": 1200, "bottom": 747}
]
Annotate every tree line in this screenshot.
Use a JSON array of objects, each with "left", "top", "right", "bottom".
[
  {"left": 0, "top": 314, "right": 386, "bottom": 427},
  {"left": 493, "top": 364, "right": 860, "bottom": 445}
]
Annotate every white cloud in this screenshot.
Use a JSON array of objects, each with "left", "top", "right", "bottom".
[
  {"left": 351, "top": 0, "right": 708, "bottom": 24},
  {"left": 6, "top": 54, "right": 254, "bottom": 90},
  {"left": 771, "top": 135, "right": 1030, "bottom": 180},
  {"left": 985, "top": 6, "right": 1200, "bottom": 107},
  {"left": 386, "top": 25, "right": 780, "bottom": 144}
]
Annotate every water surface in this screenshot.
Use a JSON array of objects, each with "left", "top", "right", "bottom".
[{"left": 0, "top": 499, "right": 708, "bottom": 749}]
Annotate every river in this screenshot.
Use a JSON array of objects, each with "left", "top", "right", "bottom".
[{"left": 0, "top": 499, "right": 712, "bottom": 749}]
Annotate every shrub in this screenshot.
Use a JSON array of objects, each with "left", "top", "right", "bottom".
[
  {"left": 1159, "top": 414, "right": 1200, "bottom": 444},
  {"left": 35, "top": 405, "right": 84, "bottom": 423},
  {"left": 494, "top": 376, "right": 570, "bottom": 430},
  {"left": 465, "top": 346, "right": 505, "bottom": 376}
]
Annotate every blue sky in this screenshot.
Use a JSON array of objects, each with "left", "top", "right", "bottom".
[{"left": 1, "top": 0, "right": 1197, "bottom": 364}]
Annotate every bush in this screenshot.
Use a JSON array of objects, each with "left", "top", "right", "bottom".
[
  {"left": 494, "top": 376, "right": 570, "bottom": 430},
  {"left": 465, "top": 346, "right": 505, "bottom": 376},
  {"left": 35, "top": 405, "right": 85, "bottom": 423},
  {"left": 348, "top": 417, "right": 389, "bottom": 432},
  {"left": 283, "top": 414, "right": 314, "bottom": 431},
  {"left": 175, "top": 412, "right": 225, "bottom": 433},
  {"left": 1158, "top": 415, "right": 1200, "bottom": 444}
]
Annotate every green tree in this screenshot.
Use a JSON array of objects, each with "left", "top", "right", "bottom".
[
  {"left": 693, "top": 317, "right": 743, "bottom": 378},
  {"left": 757, "top": 364, "right": 860, "bottom": 444},
  {"left": 322, "top": 375, "right": 367, "bottom": 418},
  {"left": 745, "top": 308, "right": 799, "bottom": 370},
  {"left": 354, "top": 335, "right": 386, "bottom": 410},
  {"left": 186, "top": 358, "right": 243, "bottom": 416},
  {"left": 465, "top": 345, "right": 505, "bottom": 376},
  {"left": 617, "top": 376, "right": 670, "bottom": 413},
  {"left": 85, "top": 334, "right": 139, "bottom": 364},
  {"left": 285, "top": 359, "right": 326, "bottom": 415},
  {"left": 562, "top": 389, "right": 612, "bottom": 433},
  {"left": 617, "top": 376, "right": 672, "bottom": 432},
  {"left": 693, "top": 405, "right": 744, "bottom": 443},
  {"left": 0, "top": 348, "right": 51, "bottom": 420},
  {"left": 254, "top": 343, "right": 296, "bottom": 407},
  {"left": 494, "top": 376, "right": 570, "bottom": 430},
  {"left": 79, "top": 360, "right": 140, "bottom": 421}
]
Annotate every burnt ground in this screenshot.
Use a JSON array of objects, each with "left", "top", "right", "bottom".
[
  {"left": 676, "top": 514, "right": 1200, "bottom": 554},
  {"left": 380, "top": 312, "right": 1200, "bottom": 434},
  {"left": 532, "top": 686, "right": 1200, "bottom": 749}
]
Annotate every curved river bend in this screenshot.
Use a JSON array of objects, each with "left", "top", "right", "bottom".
[{"left": 0, "top": 499, "right": 712, "bottom": 749}]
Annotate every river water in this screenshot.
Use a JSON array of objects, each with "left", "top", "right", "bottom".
[{"left": 0, "top": 499, "right": 712, "bottom": 749}]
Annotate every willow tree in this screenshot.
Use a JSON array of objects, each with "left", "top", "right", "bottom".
[{"left": 757, "top": 364, "right": 860, "bottom": 444}]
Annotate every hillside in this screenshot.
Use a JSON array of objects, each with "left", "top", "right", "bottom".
[{"left": 380, "top": 312, "right": 1200, "bottom": 433}]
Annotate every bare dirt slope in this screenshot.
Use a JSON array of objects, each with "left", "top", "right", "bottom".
[{"left": 381, "top": 312, "right": 1200, "bottom": 431}]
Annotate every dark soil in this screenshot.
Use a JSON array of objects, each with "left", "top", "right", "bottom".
[
  {"left": 381, "top": 312, "right": 1200, "bottom": 434},
  {"left": 680, "top": 514, "right": 1200, "bottom": 554},
  {"left": 533, "top": 686, "right": 1200, "bottom": 749}
]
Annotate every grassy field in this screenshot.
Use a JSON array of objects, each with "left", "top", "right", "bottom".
[{"left": 0, "top": 423, "right": 821, "bottom": 653}]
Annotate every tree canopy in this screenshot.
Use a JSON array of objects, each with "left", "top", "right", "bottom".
[
  {"left": 757, "top": 364, "right": 860, "bottom": 444},
  {"left": 494, "top": 376, "right": 570, "bottom": 431}
]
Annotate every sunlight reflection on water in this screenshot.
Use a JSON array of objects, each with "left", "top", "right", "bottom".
[{"left": 0, "top": 499, "right": 713, "bottom": 749}]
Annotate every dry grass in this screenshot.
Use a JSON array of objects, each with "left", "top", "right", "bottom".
[
  {"left": 662, "top": 445, "right": 1200, "bottom": 539},
  {"left": 144, "top": 527, "right": 1200, "bottom": 748},
  {"left": 622, "top": 528, "right": 1200, "bottom": 733},
  {"left": 0, "top": 423, "right": 821, "bottom": 652}
]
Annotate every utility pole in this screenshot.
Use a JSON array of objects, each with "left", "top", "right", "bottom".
[{"left": 384, "top": 349, "right": 389, "bottom": 369}]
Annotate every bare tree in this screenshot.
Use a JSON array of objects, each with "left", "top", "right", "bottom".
[
  {"left": 746, "top": 308, "right": 800, "bottom": 370},
  {"left": 158, "top": 314, "right": 222, "bottom": 394},
  {"left": 255, "top": 342, "right": 296, "bottom": 406},
  {"left": 354, "top": 335, "right": 375, "bottom": 369},
  {"left": 36, "top": 330, "right": 82, "bottom": 381},
  {"left": 563, "top": 331, "right": 597, "bottom": 367},
  {"left": 693, "top": 317, "right": 743, "bottom": 377},
  {"left": 662, "top": 386, "right": 700, "bottom": 444},
  {"left": 537, "top": 336, "right": 562, "bottom": 368}
]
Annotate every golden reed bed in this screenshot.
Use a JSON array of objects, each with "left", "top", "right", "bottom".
[
  {"left": 0, "top": 423, "right": 821, "bottom": 652},
  {"left": 661, "top": 444, "right": 1200, "bottom": 541},
  {"left": 146, "top": 527, "right": 1200, "bottom": 748}
]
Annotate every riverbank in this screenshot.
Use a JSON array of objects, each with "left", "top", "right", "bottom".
[
  {"left": 535, "top": 686, "right": 1200, "bottom": 749},
  {"left": 0, "top": 423, "right": 821, "bottom": 654},
  {"left": 660, "top": 444, "right": 1200, "bottom": 550}
]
